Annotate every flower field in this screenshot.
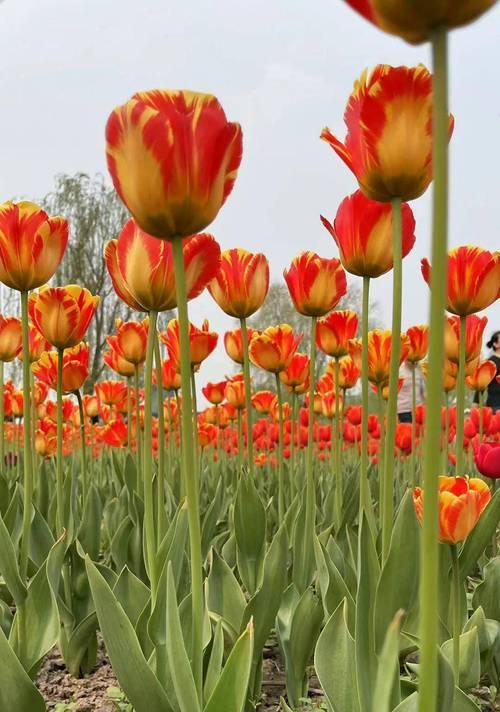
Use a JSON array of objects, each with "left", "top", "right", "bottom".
[{"left": 0, "top": 2, "right": 499, "bottom": 711}]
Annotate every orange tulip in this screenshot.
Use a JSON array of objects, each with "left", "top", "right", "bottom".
[
  {"left": 372, "top": 377, "right": 404, "bottom": 401},
  {"left": 103, "top": 348, "right": 136, "bottom": 378},
  {"left": 102, "top": 417, "right": 129, "bottom": 448},
  {"left": 224, "top": 327, "right": 258, "bottom": 365},
  {"left": 33, "top": 381, "right": 49, "bottom": 406},
  {"left": 334, "top": 355, "right": 361, "bottom": 390},
  {"left": 95, "top": 380, "right": 129, "bottom": 406},
  {"left": 422, "top": 246, "right": 499, "bottom": 317},
  {"left": 106, "top": 221, "right": 220, "bottom": 312},
  {"left": 251, "top": 390, "right": 277, "bottom": 415},
  {"left": 367, "top": 329, "right": 410, "bottom": 385},
  {"left": 0, "top": 201, "right": 68, "bottom": 292},
  {"left": 249, "top": 324, "right": 302, "bottom": 374},
  {"left": 224, "top": 374, "right": 246, "bottom": 410},
  {"left": 162, "top": 318, "right": 218, "bottom": 370},
  {"left": 32, "top": 343, "right": 90, "bottom": 393},
  {"left": 0, "top": 316, "right": 22, "bottom": 362},
  {"left": 321, "top": 66, "right": 453, "bottom": 202},
  {"left": 316, "top": 310, "right": 358, "bottom": 358},
  {"left": 156, "top": 359, "right": 182, "bottom": 391},
  {"left": 10, "top": 390, "right": 24, "bottom": 418},
  {"left": 208, "top": 248, "right": 269, "bottom": 318},
  {"left": 321, "top": 190, "right": 415, "bottom": 279},
  {"left": 202, "top": 380, "right": 227, "bottom": 405},
  {"left": 35, "top": 429, "right": 57, "bottom": 458},
  {"left": 20, "top": 324, "right": 51, "bottom": 364},
  {"left": 321, "top": 391, "right": 344, "bottom": 420},
  {"left": 465, "top": 360, "right": 497, "bottom": 393},
  {"left": 279, "top": 352, "right": 310, "bottom": 390},
  {"left": 405, "top": 324, "right": 429, "bottom": 363},
  {"left": 108, "top": 318, "right": 149, "bottom": 365},
  {"left": 197, "top": 423, "right": 218, "bottom": 448},
  {"left": 444, "top": 315, "right": 487, "bottom": 365},
  {"left": 283, "top": 252, "right": 347, "bottom": 317},
  {"left": 82, "top": 394, "right": 99, "bottom": 419},
  {"left": 413, "top": 476, "right": 491, "bottom": 545},
  {"left": 344, "top": 0, "right": 498, "bottom": 45},
  {"left": 422, "top": 359, "right": 458, "bottom": 393},
  {"left": 29, "top": 285, "right": 99, "bottom": 350},
  {"left": 348, "top": 338, "right": 362, "bottom": 370},
  {"left": 105, "top": 90, "right": 242, "bottom": 240}
]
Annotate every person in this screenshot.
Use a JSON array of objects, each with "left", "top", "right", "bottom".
[
  {"left": 482, "top": 330, "right": 500, "bottom": 413},
  {"left": 397, "top": 360, "right": 425, "bottom": 423}
]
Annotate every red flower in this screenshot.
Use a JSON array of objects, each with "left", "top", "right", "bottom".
[
  {"left": 475, "top": 442, "right": 500, "bottom": 480},
  {"left": 316, "top": 310, "right": 358, "bottom": 358},
  {"left": 284, "top": 252, "right": 346, "bottom": 317},
  {"left": 162, "top": 318, "right": 218, "bottom": 370},
  {"left": 208, "top": 248, "right": 269, "bottom": 318}
]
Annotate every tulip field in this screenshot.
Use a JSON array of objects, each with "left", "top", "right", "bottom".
[{"left": 1, "top": 3, "right": 500, "bottom": 712}]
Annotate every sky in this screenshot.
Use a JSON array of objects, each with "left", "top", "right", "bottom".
[{"left": 0, "top": 0, "right": 499, "bottom": 400}]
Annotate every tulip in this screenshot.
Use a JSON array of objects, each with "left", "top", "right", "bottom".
[
  {"left": 103, "top": 348, "right": 136, "bottom": 378},
  {"left": 162, "top": 318, "right": 218, "bottom": 370},
  {"left": 224, "top": 374, "right": 246, "bottom": 410},
  {"left": 279, "top": 353, "right": 310, "bottom": 390},
  {"left": 32, "top": 344, "right": 90, "bottom": 393},
  {"left": 108, "top": 318, "right": 149, "bottom": 365},
  {"left": 466, "top": 360, "right": 497, "bottom": 393},
  {"left": 224, "top": 327, "right": 258, "bottom": 364},
  {"left": 29, "top": 285, "right": 99, "bottom": 351},
  {"left": 422, "top": 246, "right": 500, "bottom": 316},
  {"left": 413, "top": 476, "right": 491, "bottom": 545},
  {"left": 197, "top": 423, "right": 217, "bottom": 449},
  {"left": 208, "top": 248, "right": 269, "bottom": 319},
  {"left": 102, "top": 417, "right": 129, "bottom": 448},
  {"left": 366, "top": 330, "right": 410, "bottom": 385},
  {"left": 316, "top": 310, "right": 358, "bottom": 358},
  {"left": 475, "top": 442, "right": 500, "bottom": 480},
  {"left": 406, "top": 325, "right": 429, "bottom": 363},
  {"left": 202, "top": 380, "right": 227, "bottom": 406},
  {"left": 321, "top": 391, "right": 344, "bottom": 420},
  {"left": 344, "top": 0, "right": 499, "bottom": 45},
  {"left": 346, "top": 405, "right": 362, "bottom": 426},
  {"left": 157, "top": 359, "right": 181, "bottom": 391},
  {"left": 321, "top": 66, "right": 453, "bottom": 203},
  {"left": 21, "top": 324, "right": 52, "bottom": 364},
  {"left": 0, "top": 201, "right": 68, "bottom": 292},
  {"left": 249, "top": 324, "right": 302, "bottom": 374},
  {"left": 283, "top": 251, "right": 347, "bottom": 317},
  {"left": 0, "top": 316, "right": 22, "bottom": 362},
  {"left": 251, "top": 390, "right": 277, "bottom": 415},
  {"left": 321, "top": 190, "right": 416, "bottom": 278},
  {"left": 95, "top": 380, "right": 129, "bottom": 407},
  {"left": 106, "top": 89, "right": 242, "bottom": 240},
  {"left": 335, "top": 356, "right": 361, "bottom": 390},
  {"left": 396, "top": 422, "right": 413, "bottom": 455},
  {"left": 82, "top": 395, "right": 99, "bottom": 419}
]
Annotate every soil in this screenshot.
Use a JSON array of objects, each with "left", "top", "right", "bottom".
[{"left": 37, "top": 642, "right": 499, "bottom": 712}]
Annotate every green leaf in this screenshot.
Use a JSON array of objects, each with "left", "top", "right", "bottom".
[
  {"left": 280, "top": 698, "right": 294, "bottom": 712},
  {"left": 113, "top": 567, "right": 150, "bottom": 628},
  {"left": 0, "top": 511, "right": 27, "bottom": 607},
  {"left": 0, "top": 624, "right": 46, "bottom": 711},
  {"left": 110, "top": 516, "right": 134, "bottom": 571},
  {"left": 78, "top": 485, "right": 102, "bottom": 560},
  {"left": 372, "top": 610, "right": 404, "bottom": 712},
  {"left": 29, "top": 507, "right": 54, "bottom": 568},
  {"left": 206, "top": 548, "right": 246, "bottom": 640},
  {"left": 315, "top": 599, "right": 359, "bottom": 712},
  {"left": 165, "top": 564, "right": 201, "bottom": 712},
  {"left": 203, "top": 621, "right": 254, "bottom": 712},
  {"left": 355, "top": 515, "right": 380, "bottom": 710},
  {"left": 374, "top": 492, "right": 420, "bottom": 652},
  {"left": 201, "top": 479, "right": 223, "bottom": 561},
  {"left": 441, "top": 628, "right": 481, "bottom": 690},
  {"left": 292, "top": 492, "right": 315, "bottom": 594},
  {"left": 472, "top": 556, "right": 500, "bottom": 623},
  {"left": 393, "top": 693, "right": 418, "bottom": 711},
  {"left": 459, "top": 490, "right": 500, "bottom": 580},
  {"left": 203, "top": 621, "right": 224, "bottom": 702},
  {"left": 314, "top": 536, "right": 355, "bottom": 632},
  {"left": 86, "top": 556, "right": 174, "bottom": 712},
  {"left": 234, "top": 475, "right": 266, "bottom": 595}
]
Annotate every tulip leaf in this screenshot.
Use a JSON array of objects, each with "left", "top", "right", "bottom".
[
  {"left": 442, "top": 628, "right": 481, "bottom": 690},
  {"left": 206, "top": 548, "right": 246, "bottom": 641},
  {"left": 86, "top": 556, "right": 174, "bottom": 712},
  {"left": 472, "top": 556, "right": 500, "bottom": 623},
  {"left": 78, "top": 484, "right": 102, "bottom": 560},
  {"left": 113, "top": 566, "right": 150, "bottom": 629},
  {"left": 314, "top": 535, "right": 355, "bottom": 632},
  {"left": 201, "top": 479, "right": 223, "bottom": 561},
  {"left": 0, "top": 511, "right": 27, "bottom": 607},
  {"left": 372, "top": 610, "right": 404, "bottom": 712},
  {"left": 459, "top": 489, "right": 500, "bottom": 580},
  {"left": 165, "top": 564, "right": 201, "bottom": 712},
  {"left": 292, "top": 492, "right": 315, "bottom": 594},
  {"left": 315, "top": 598, "right": 359, "bottom": 712},
  {"left": 234, "top": 474, "right": 266, "bottom": 595},
  {"left": 280, "top": 698, "right": 294, "bottom": 712},
  {"left": 203, "top": 621, "right": 254, "bottom": 712},
  {"left": 203, "top": 620, "right": 224, "bottom": 702},
  {"left": 0, "top": 624, "right": 46, "bottom": 711},
  {"left": 375, "top": 491, "right": 420, "bottom": 652}
]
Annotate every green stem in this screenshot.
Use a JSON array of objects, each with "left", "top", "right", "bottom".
[
  {"left": 450, "top": 544, "right": 461, "bottom": 684},
  {"left": 143, "top": 311, "right": 158, "bottom": 599},
  {"left": 154, "top": 333, "right": 166, "bottom": 539},
  {"left": 172, "top": 236, "right": 203, "bottom": 702},
  {"left": 76, "top": 390, "right": 88, "bottom": 505},
  {"left": 290, "top": 390, "right": 297, "bottom": 501},
  {"left": 334, "top": 357, "right": 342, "bottom": 527},
  {"left": 478, "top": 390, "right": 484, "bottom": 442},
  {"left": 360, "top": 276, "right": 371, "bottom": 521},
  {"left": 19, "top": 291, "right": 34, "bottom": 579},
  {"left": 455, "top": 315, "right": 466, "bottom": 478},
  {"left": 378, "top": 385, "right": 386, "bottom": 524},
  {"left": 237, "top": 409, "right": 243, "bottom": 476},
  {"left": 419, "top": 27, "right": 449, "bottom": 712},
  {"left": 191, "top": 371, "right": 199, "bottom": 480},
  {"left": 240, "top": 317, "right": 255, "bottom": 479},
  {"left": 126, "top": 376, "right": 132, "bottom": 454},
  {"left": 134, "top": 365, "right": 142, "bottom": 478},
  {"left": 411, "top": 364, "right": 417, "bottom": 486},
  {"left": 56, "top": 347, "right": 65, "bottom": 536},
  {"left": 275, "top": 373, "right": 285, "bottom": 522},
  {"left": 382, "top": 197, "right": 403, "bottom": 562}
]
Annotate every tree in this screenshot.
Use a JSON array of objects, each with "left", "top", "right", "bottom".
[
  {"left": 42, "top": 173, "right": 132, "bottom": 389},
  {"left": 247, "top": 282, "right": 380, "bottom": 391}
]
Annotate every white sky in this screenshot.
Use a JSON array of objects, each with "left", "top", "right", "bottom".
[{"left": 0, "top": 0, "right": 499, "bottom": 402}]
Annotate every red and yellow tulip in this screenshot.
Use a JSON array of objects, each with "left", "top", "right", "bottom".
[
  {"left": 29, "top": 285, "right": 99, "bottom": 350},
  {"left": 33, "top": 343, "right": 90, "bottom": 394},
  {"left": 208, "top": 248, "right": 269, "bottom": 318},
  {"left": 283, "top": 252, "right": 347, "bottom": 317},
  {"left": 249, "top": 324, "right": 302, "bottom": 374},
  {"left": 316, "top": 310, "right": 358, "bottom": 358},
  {"left": 0, "top": 316, "right": 22, "bottom": 362},
  {"left": 162, "top": 318, "right": 218, "bottom": 370}
]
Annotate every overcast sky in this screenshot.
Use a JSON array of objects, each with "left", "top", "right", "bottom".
[{"left": 1, "top": 0, "right": 498, "bottom": 399}]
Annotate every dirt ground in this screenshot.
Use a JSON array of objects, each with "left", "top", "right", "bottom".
[{"left": 37, "top": 642, "right": 499, "bottom": 712}]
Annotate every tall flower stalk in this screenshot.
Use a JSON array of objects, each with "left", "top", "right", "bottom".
[
  {"left": 411, "top": 364, "right": 417, "bottom": 485},
  {"left": 382, "top": 198, "right": 403, "bottom": 561},
  {"left": 19, "top": 290, "right": 34, "bottom": 578},
  {"left": 275, "top": 373, "right": 285, "bottom": 522},
  {"left": 172, "top": 236, "right": 204, "bottom": 702},
  {"left": 455, "top": 316, "right": 466, "bottom": 477},
  {"left": 56, "top": 347, "right": 65, "bottom": 536},
  {"left": 240, "top": 317, "right": 254, "bottom": 479},
  {"left": 154, "top": 335, "right": 166, "bottom": 539},
  {"left": 360, "top": 276, "right": 371, "bottom": 521},
  {"left": 76, "top": 390, "right": 88, "bottom": 504},
  {"left": 0, "top": 361, "right": 4, "bottom": 478},
  {"left": 419, "top": 29, "right": 449, "bottom": 712},
  {"left": 134, "top": 365, "right": 142, "bottom": 477},
  {"left": 334, "top": 357, "right": 342, "bottom": 526}
]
